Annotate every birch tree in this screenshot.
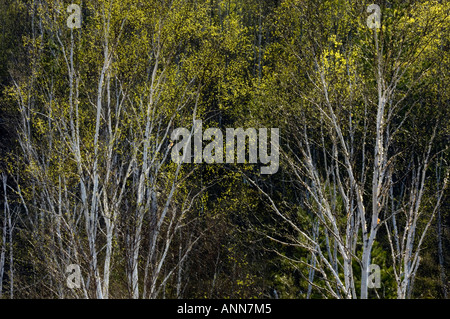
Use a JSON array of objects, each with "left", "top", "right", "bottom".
[
  {"left": 7, "top": 0, "right": 218, "bottom": 298},
  {"left": 247, "top": 0, "right": 450, "bottom": 298}
]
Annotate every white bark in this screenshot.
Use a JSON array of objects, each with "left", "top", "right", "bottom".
[{"left": 0, "top": 174, "right": 7, "bottom": 297}]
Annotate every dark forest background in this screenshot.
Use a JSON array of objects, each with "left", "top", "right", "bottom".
[{"left": 0, "top": 0, "right": 449, "bottom": 298}]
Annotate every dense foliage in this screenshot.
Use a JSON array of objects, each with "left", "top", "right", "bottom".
[{"left": 0, "top": 0, "right": 448, "bottom": 299}]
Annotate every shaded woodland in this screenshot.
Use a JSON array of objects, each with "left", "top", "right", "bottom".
[{"left": 0, "top": 0, "right": 449, "bottom": 298}]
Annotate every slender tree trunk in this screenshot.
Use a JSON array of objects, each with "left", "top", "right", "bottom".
[
  {"left": 103, "top": 218, "right": 113, "bottom": 299},
  {"left": 437, "top": 207, "right": 447, "bottom": 298},
  {"left": 0, "top": 174, "right": 7, "bottom": 297},
  {"left": 7, "top": 205, "right": 13, "bottom": 299},
  {"left": 436, "top": 160, "right": 448, "bottom": 298}
]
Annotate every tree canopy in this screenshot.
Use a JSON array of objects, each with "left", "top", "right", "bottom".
[{"left": 0, "top": 0, "right": 449, "bottom": 299}]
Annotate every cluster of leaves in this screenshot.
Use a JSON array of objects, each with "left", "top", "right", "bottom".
[{"left": 0, "top": 0, "right": 449, "bottom": 299}]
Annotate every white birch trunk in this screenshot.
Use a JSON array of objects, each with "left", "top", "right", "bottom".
[{"left": 0, "top": 174, "right": 7, "bottom": 297}]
